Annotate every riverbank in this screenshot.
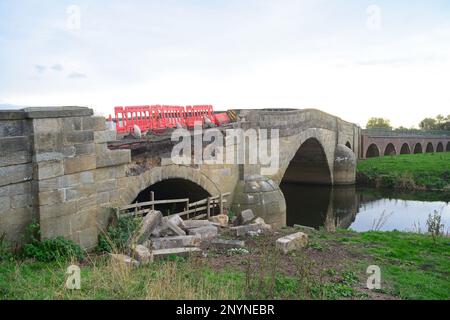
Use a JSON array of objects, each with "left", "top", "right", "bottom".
[
  {"left": 357, "top": 152, "right": 450, "bottom": 191},
  {"left": 1, "top": 227, "right": 448, "bottom": 300}
]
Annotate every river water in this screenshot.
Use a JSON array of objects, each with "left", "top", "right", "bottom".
[{"left": 280, "top": 183, "right": 450, "bottom": 234}]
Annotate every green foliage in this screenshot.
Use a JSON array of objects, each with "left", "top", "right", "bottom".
[
  {"left": 23, "top": 222, "right": 85, "bottom": 262},
  {"left": 357, "top": 152, "right": 450, "bottom": 190},
  {"left": 426, "top": 210, "right": 445, "bottom": 242},
  {"left": 419, "top": 114, "right": 450, "bottom": 130},
  {"left": 97, "top": 216, "right": 142, "bottom": 253},
  {"left": 0, "top": 234, "right": 14, "bottom": 262},
  {"left": 366, "top": 117, "right": 392, "bottom": 129}
]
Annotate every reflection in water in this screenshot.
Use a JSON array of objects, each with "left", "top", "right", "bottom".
[{"left": 280, "top": 183, "right": 450, "bottom": 233}]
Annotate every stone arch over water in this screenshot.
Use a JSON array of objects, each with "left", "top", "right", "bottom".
[
  {"left": 413, "top": 143, "right": 423, "bottom": 154},
  {"left": 384, "top": 143, "right": 396, "bottom": 156}
]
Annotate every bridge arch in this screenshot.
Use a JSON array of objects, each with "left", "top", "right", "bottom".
[
  {"left": 400, "top": 143, "right": 411, "bottom": 155},
  {"left": 345, "top": 141, "right": 352, "bottom": 150},
  {"left": 366, "top": 144, "right": 380, "bottom": 158},
  {"left": 384, "top": 143, "right": 396, "bottom": 156},
  {"left": 426, "top": 142, "right": 434, "bottom": 153},
  {"left": 436, "top": 142, "right": 444, "bottom": 152},
  {"left": 413, "top": 143, "right": 423, "bottom": 154},
  {"left": 447, "top": 142, "right": 450, "bottom": 152},
  {"left": 120, "top": 165, "right": 222, "bottom": 207},
  {"left": 281, "top": 137, "right": 332, "bottom": 185}
]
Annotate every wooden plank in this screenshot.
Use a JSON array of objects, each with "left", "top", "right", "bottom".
[{"left": 119, "top": 198, "right": 189, "bottom": 211}]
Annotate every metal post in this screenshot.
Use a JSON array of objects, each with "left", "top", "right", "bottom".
[
  {"left": 219, "top": 193, "right": 223, "bottom": 215},
  {"left": 150, "top": 191, "right": 155, "bottom": 211}
]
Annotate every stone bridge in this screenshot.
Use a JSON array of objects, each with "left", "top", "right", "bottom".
[
  {"left": 0, "top": 106, "right": 360, "bottom": 248},
  {"left": 361, "top": 130, "right": 450, "bottom": 158}
]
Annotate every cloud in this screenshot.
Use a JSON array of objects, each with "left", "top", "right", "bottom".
[
  {"left": 67, "top": 72, "right": 87, "bottom": 79},
  {"left": 51, "top": 64, "right": 63, "bottom": 71},
  {"left": 34, "top": 65, "right": 46, "bottom": 74}
]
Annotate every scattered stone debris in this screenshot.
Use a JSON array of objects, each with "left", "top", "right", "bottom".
[
  {"left": 146, "top": 235, "right": 201, "bottom": 250},
  {"left": 183, "top": 220, "right": 213, "bottom": 229},
  {"left": 209, "top": 214, "right": 229, "bottom": 227},
  {"left": 153, "top": 247, "right": 202, "bottom": 260},
  {"left": 230, "top": 222, "right": 271, "bottom": 237},
  {"left": 110, "top": 253, "right": 140, "bottom": 268},
  {"left": 276, "top": 232, "right": 309, "bottom": 254},
  {"left": 187, "top": 225, "right": 218, "bottom": 239},
  {"left": 211, "top": 239, "right": 246, "bottom": 250},
  {"left": 137, "top": 210, "right": 162, "bottom": 242},
  {"left": 238, "top": 209, "right": 255, "bottom": 225},
  {"left": 227, "top": 248, "right": 249, "bottom": 255},
  {"left": 132, "top": 245, "right": 153, "bottom": 265}
]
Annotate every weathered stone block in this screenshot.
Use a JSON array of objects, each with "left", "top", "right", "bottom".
[
  {"left": 0, "top": 151, "right": 31, "bottom": 167},
  {"left": 211, "top": 239, "right": 246, "bottom": 250},
  {"left": 34, "top": 160, "right": 64, "bottom": 180},
  {"left": 0, "top": 120, "right": 29, "bottom": 137},
  {"left": 39, "top": 201, "right": 77, "bottom": 220},
  {"left": 82, "top": 116, "right": 106, "bottom": 131},
  {"left": 0, "top": 196, "right": 11, "bottom": 211},
  {"left": 94, "top": 130, "right": 116, "bottom": 144},
  {"left": 187, "top": 225, "right": 218, "bottom": 239},
  {"left": 95, "top": 179, "right": 116, "bottom": 193},
  {"left": 11, "top": 194, "right": 33, "bottom": 209},
  {"left": 167, "top": 220, "right": 187, "bottom": 236},
  {"left": 209, "top": 214, "right": 229, "bottom": 227},
  {"left": 0, "top": 163, "right": 33, "bottom": 186},
  {"left": 34, "top": 133, "right": 63, "bottom": 152},
  {"left": 147, "top": 235, "right": 201, "bottom": 250},
  {"left": 65, "top": 184, "right": 96, "bottom": 201},
  {"left": 74, "top": 143, "right": 95, "bottom": 155},
  {"left": 238, "top": 209, "right": 255, "bottom": 225},
  {"left": 64, "top": 155, "right": 96, "bottom": 174},
  {"left": 64, "top": 130, "right": 94, "bottom": 145},
  {"left": 137, "top": 210, "right": 162, "bottom": 242},
  {"left": 76, "top": 227, "right": 98, "bottom": 249},
  {"left": 230, "top": 223, "right": 271, "bottom": 237},
  {"left": 276, "top": 232, "right": 308, "bottom": 254},
  {"left": 76, "top": 195, "right": 97, "bottom": 212},
  {"left": 132, "top": 245, "right": 153, "bottom": 265},
  {"left": 182, "top": 220, "right": 212, "bottom": 229},
  {"left": 153, "top": 247, "right": 202, "bottom": 260},
  {"left": 0, "top": 136, "right": 30, "bottom": 153},
  {"left": 96, "top": 150, "right": 131, "bottom": 168}
]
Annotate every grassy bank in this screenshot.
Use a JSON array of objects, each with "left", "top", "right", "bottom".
[
  {"left": 1, "top": 228, "right": 448, "bottom": 300},
  {"left": 357, "top": 152, "right": 450, "bottom": 191}
]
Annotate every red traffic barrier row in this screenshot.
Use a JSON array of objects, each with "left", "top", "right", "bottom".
[{"left": 110, "top": 105, "right": 229, "bottom": 134}]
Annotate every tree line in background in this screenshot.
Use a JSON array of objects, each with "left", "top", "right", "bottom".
[{"left": 366, "top": 115, "right": 450, "bottom": 131}]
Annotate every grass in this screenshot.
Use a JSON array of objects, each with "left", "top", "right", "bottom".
[
  {"left": 357, "top": 152, "right": 450, "bottom": 190},
  {"left": 333, "top": 230, "right": 450, "bottom": 300},
  {"left": 1, "top": 229, "right": 448, "bottom": 300}
]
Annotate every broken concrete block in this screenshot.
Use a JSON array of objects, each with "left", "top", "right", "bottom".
[
  {"left": 146, "top": 235, "right": 201, "bottom": 250},
  {"left": 137, "top": 210, "right": 162, "bottom": 243},
  {"left": 182, "top": 219, "right": 212, "bottom": 229},
  {"left": 253, "top": 217, "right": 266, "bottom": 225},
  {"left": 230, "top": 223, "right": 271, "bottom": 237},
  {"left": 187, "top": 225, "right": 218, "bottom": 239},
  {"left": 276, "top": 232, "right": 308, "bottom": 254},
  {"left": 211, "top": 239, "right": 246, "bottom": 250},
  {"left": 238, "top": 209, "right": 255, "bottom": 225},
  {"left": 110, "top": 254, "right": 140, "bottom": 268},
  {"left": 168, "top": 214, "right": 186, "bottom": 229},
  {"left": 167, "top": 220, "right": 187, "bottom": 236},
  {"left": 132, "top": 245, "right": 153, "bottom": 265},
  {"left": 153, "top": 247, "right": 202, "bottom": 260},
  {"left": 209, "top": 214, "right": 229, "bottom": 227}
]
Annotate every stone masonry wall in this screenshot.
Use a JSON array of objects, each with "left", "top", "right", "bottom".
[{"left": 0, "top": 107, "right": 131, "bottom": 249}]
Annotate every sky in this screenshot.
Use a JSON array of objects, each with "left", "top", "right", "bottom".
[{"left": 1, "top": 0, "right": 450, "bottom": 128}]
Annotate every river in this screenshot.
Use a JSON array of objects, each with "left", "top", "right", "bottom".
[{"left": 280, "top": 183, "right": 450, "bottom": 234}]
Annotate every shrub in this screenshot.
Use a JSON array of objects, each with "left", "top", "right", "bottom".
[
  {"left": 97, "top": 215, "right": 142, "bottom": 253},
  {"left": 426, "top": 210, "right": 445, "bottom": 242},
  {"left": 23, "top": 222, "right": 85, "bottom": 262},
  {"left": 0, "top": 233, "right": 14, "bottom": 262}
]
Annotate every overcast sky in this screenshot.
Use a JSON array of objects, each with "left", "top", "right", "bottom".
[{"left": 1, "top": 0, "right": 449, "bottom": 127}]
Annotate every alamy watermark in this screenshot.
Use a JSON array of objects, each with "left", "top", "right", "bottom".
[
  {"left": 366, "top": 4, "right": 382, "bottom": 31},
  {"left": 366, "top": 265, "right": 381, "bottom": 290},
  {"left": 170, "top": 124, "right": 280, "bottom": 175},
  {"left": 66, "top": 5, "right": 82, "bottom": 31},
  {"left": 65, "top": 265, "right": 81, "bottom": 290}
]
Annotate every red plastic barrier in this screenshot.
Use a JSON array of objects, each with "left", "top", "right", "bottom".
[
  {"left": 212, "top": 113, "right": 230, "bottom": 126},
  {"left": 112, "top": 105, "right": 215, "bottom": 133}
]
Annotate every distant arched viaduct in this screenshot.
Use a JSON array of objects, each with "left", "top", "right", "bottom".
[{"left": 361, "top": 133, "right": 450, "bottom": 159}]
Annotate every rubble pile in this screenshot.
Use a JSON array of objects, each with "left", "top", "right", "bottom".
[{"left": 110, "top": 208, "right": 305, "bottom": 267}]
